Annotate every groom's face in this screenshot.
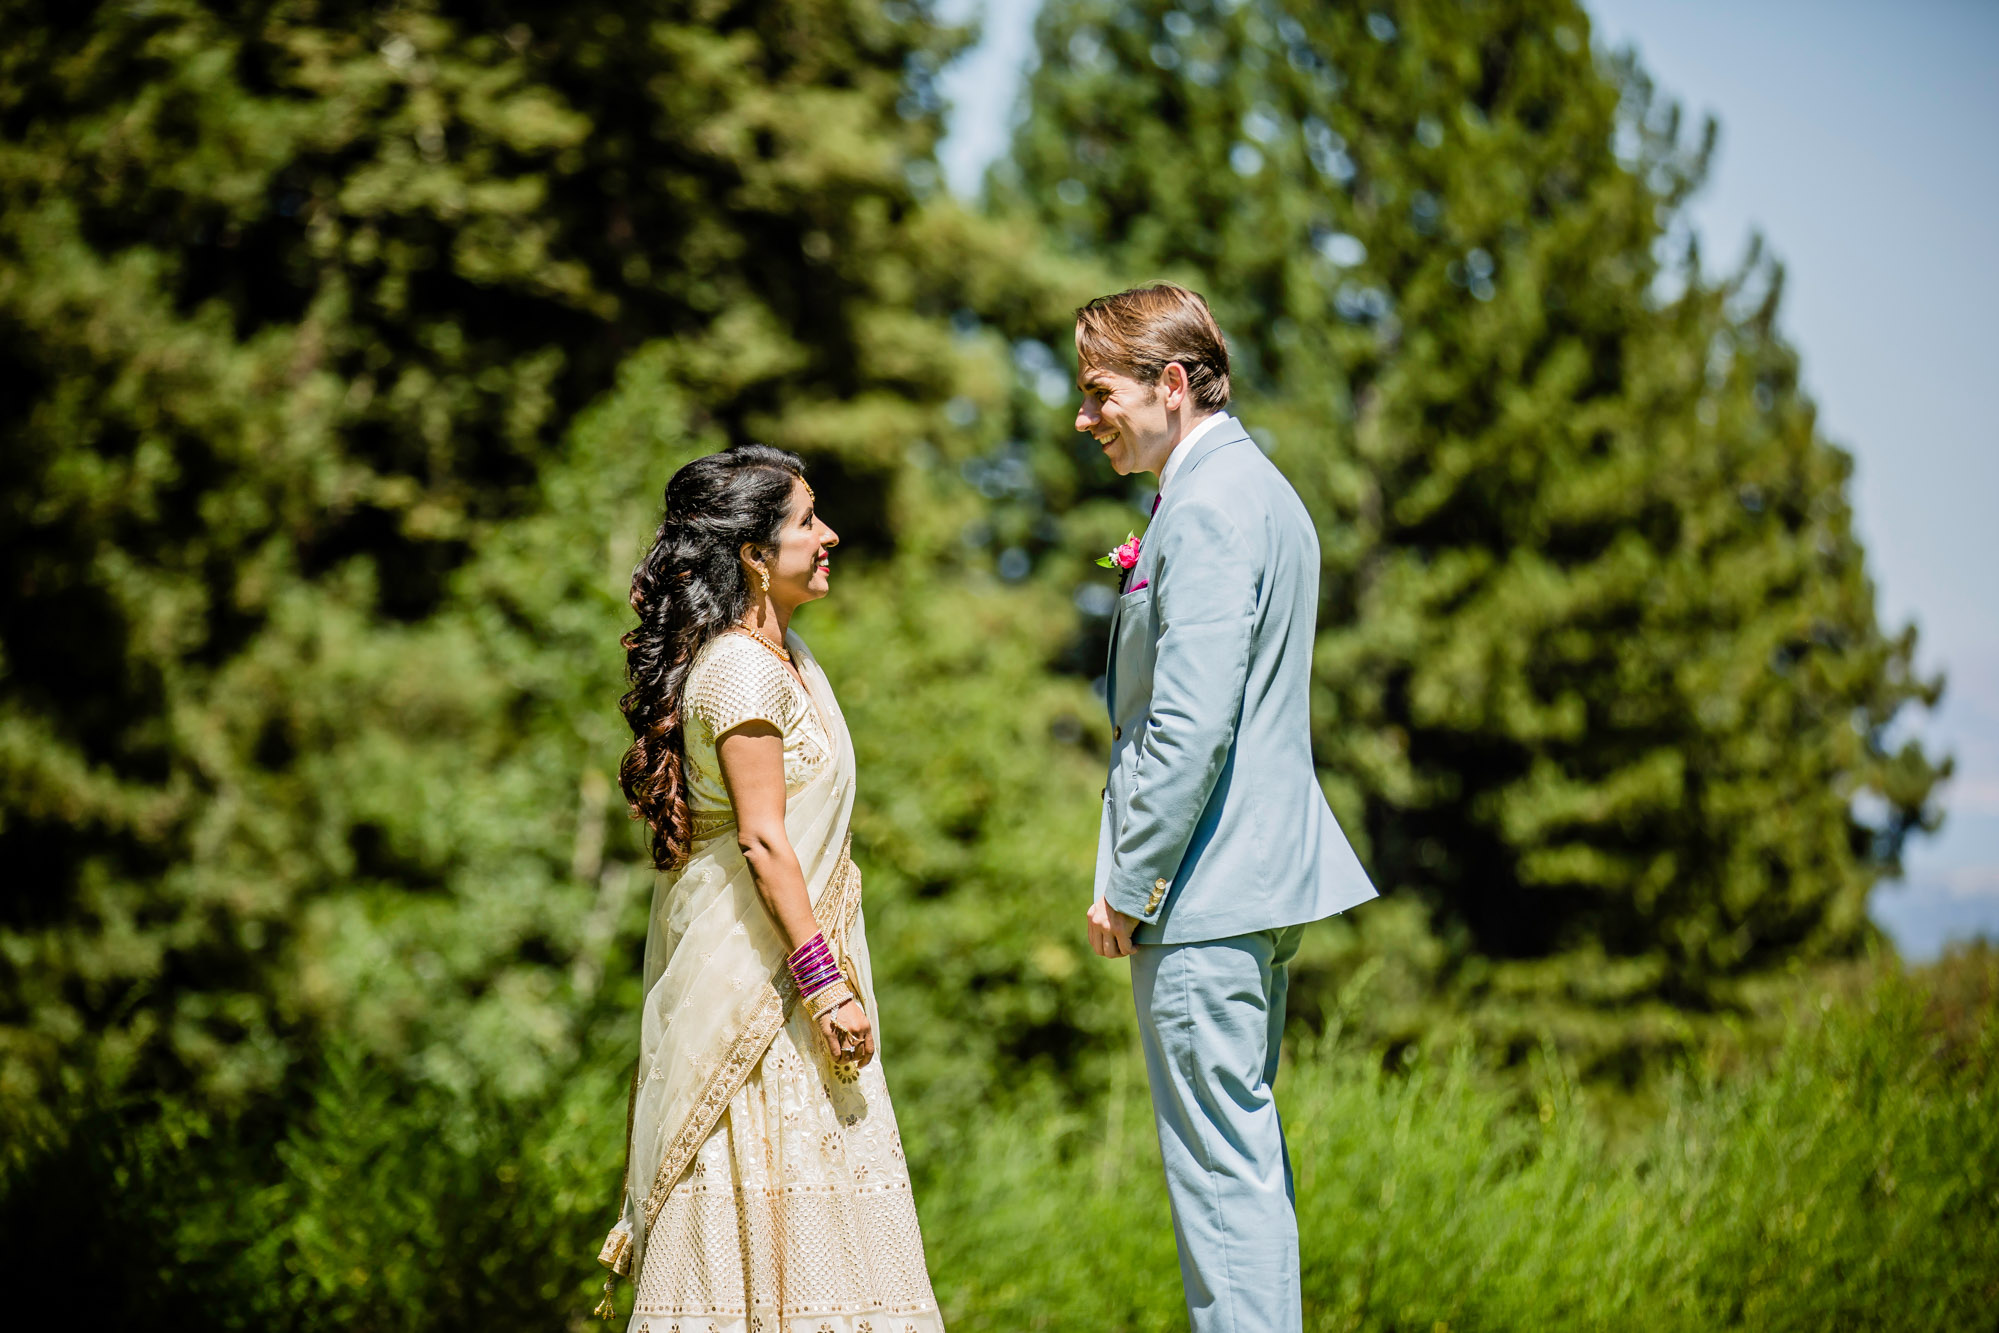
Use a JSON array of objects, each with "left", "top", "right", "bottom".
[{"left": 1075, "top": 361, "right": 1169, "bottom": 477}]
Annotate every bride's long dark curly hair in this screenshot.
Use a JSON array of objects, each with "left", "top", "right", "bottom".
[{"left": 620, "top": 444, "right": 806, "bottom": 870}]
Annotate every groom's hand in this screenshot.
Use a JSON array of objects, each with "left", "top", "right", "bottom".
[{"left": 1087, "top": 897, "right": 1138, "bottom": 958}]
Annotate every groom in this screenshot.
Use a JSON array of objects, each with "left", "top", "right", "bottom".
[{"left": 1079, "top": 283, "right": 1376, "bottom": 1332}]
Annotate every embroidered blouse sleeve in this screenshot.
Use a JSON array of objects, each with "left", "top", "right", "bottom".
[{"left": 687, "top": 636, "right": 794, "bottom": 738}]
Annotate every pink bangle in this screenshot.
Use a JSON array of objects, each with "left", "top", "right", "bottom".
[{"left": 787, "top": 932, "right": 843, "bottom": 1000}]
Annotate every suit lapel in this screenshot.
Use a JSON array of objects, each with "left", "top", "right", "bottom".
[
  {"left": 1100, "top": 417, "right": 1254, "bottom": 716},
  {"left": 1105, "top": 586, "right": 1125, "bottom": 716},
  {"left": 1104, "top": 503, "right": 1153, "bottom": 711}
]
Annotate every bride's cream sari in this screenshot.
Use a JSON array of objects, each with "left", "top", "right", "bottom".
[{"left": 603, "top": 630, "right": 942, "bottom": 1333}]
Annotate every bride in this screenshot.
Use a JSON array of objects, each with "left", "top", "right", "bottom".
[{"left": 597, "top": 444, "right": 944, "bottom": 1332}]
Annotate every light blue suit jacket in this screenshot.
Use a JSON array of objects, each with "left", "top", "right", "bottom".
[{"left": 1095, "top": 417, "right": 1377, "bottom": 944}]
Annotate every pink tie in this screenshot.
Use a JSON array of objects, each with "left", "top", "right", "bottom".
[{"left": 1151, "top": 493, "right": 1161, "bottom": 516}]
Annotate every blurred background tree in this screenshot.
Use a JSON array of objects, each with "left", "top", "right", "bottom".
[
  {"left": 0, "top": 0, "right": 1117, "bottom": 1129},
  {"left": 0, "top": 0, "right": 1979, "bottom": 1326},
  {"left": 998, "top": 0, "right": 1947, "bottom": 1066},
  {"left": 0, "top": 0, "right": 1121, "bottom": 1314}
]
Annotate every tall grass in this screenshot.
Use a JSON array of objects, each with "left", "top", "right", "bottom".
[
  {"left": 4, "top": 953, "right": 1991, "bottom": 1330},
  {"left": 926, "top": 951, "right": 1999, "bottom": 1331}
]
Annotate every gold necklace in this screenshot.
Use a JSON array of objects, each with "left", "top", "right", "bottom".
[{"left": 733, "top": 624, "right": 791, "bottom": 663}]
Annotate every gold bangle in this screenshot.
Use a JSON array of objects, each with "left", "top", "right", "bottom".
[{"left": 804, "top": 979, "right": 854, "bottom": 1022}]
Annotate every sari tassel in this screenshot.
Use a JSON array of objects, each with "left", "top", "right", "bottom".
[{"left": 593, "top": 1276, "right": 617, "bottom": 1322}]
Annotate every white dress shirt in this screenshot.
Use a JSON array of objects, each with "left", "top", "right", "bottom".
[{"left": 1157, "top": 411, "right": 1235, "bottom": 495}]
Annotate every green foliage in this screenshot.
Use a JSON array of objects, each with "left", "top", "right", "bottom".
[
  {"left": 8, "top": 950, "right": 1991, "bottom": 1330},
  {"left": 0, "top": 0, "right": 1978, "bottom": 1323},
  {"left": 1, "top": 1046, "right": 620, "bottom": 1330},
  {"left": 0, "top": 0, "right": 1077, "bottom": 1123},
  {"left": 928, "top": 950, "right": 1999, "bottom": 1332},
  {"left": 1000, "top": 0, "right": 1948, "bottom": 1037}
]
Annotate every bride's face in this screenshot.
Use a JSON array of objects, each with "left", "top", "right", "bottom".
[{"left": 763, "top": 477, "right": 839, "bottom": 608}]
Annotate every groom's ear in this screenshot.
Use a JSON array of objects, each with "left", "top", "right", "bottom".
[{"left": 1158, "top": 361, "right": 1192, "bottom": 412}]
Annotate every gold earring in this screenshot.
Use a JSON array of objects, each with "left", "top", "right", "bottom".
[{"left": 758, "top": 564, "right": 771, "bottom": 595}]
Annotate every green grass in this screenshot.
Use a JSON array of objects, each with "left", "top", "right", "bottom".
[
  {"left": 4, "top": 951, "right": 1992, "bottom": 1330},
  {"left": 925, "top": 949, "right": 1999, "bottom": 1332}
]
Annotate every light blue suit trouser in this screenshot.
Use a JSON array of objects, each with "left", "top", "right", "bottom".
[{"left": 1132, "top": 925, "right": 1306, "bottom": 1333}]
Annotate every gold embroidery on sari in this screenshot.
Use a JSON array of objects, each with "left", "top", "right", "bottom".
[{"left": 639, "top": 844, "right": 865, "bottom": 1231}]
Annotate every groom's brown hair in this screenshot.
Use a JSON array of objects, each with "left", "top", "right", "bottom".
[{"left": 1075, "top": 283, "right": 1232, "bottom": 411}]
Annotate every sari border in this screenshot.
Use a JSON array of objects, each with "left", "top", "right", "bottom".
[{"left": 638, "top": 840, "right": 865, "bottom": 1231}]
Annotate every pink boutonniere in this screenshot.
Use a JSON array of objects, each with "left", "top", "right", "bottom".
[{"left": 1097, "top": 533, "right": 1142, "bottom": 573}]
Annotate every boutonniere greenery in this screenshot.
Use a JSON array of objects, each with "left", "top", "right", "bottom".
[{"left": 1097, "top": 533, "right": 1141, "bottom": 572}]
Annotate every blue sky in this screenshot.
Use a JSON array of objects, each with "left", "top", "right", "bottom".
[{"left": 936, "top": 0, "right": 1999, "bottom": 959}]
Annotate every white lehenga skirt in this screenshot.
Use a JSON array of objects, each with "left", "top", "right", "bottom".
[{"left": 627, "top": 997, "right": 944, "bottom": 1333}]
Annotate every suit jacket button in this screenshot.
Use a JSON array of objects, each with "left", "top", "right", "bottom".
[
  {"left": 1155, "top": 877, "right": 1169, "bottom": 890},
  {"left": 1112, "top": 724, "right": 1122, "bottom": 740}
]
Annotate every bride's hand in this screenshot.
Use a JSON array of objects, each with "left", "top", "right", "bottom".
[{"left": 818, "top": 999, "right": 875, "bottom": 1068}]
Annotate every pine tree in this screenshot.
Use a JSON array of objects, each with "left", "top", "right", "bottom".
[
  {"left": 0, "top": 0, "right": 1124, "bottom": 1145},
  {"left": 0, "top": 0, "right": 1968, "bottom": 1316},
  {"left": 999, "top": 0, "right": 1946, "bottom": 1036}
]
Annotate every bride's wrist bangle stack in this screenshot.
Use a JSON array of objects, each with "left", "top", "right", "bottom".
[{"left": 788, "top": 932, "right": 855, "bottom": 1021}]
